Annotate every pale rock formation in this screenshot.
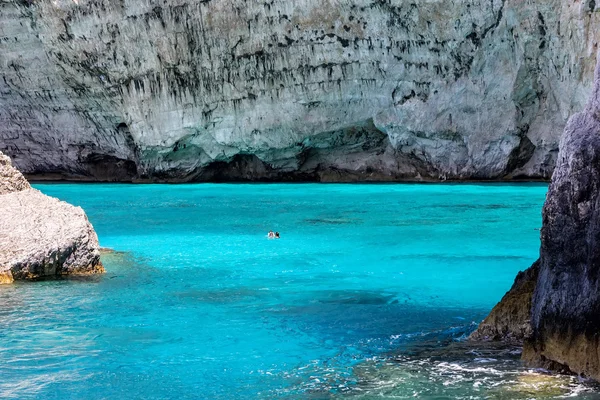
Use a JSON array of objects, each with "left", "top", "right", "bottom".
[
  {"left": 0, "top": 151, "right": 104, "bottom": 283},
  {"left": 0, "top": 151, "right": 30, "bottom": 194},
  {"left": 0, "top": 0, "right": 598, "bottom": 181}
]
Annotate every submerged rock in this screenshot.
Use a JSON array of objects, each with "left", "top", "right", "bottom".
[
  {"left": 0, "top": 152, "right": 104, "bottom": 283},
  {"left": 473, "top": 52, "right": 600, "bottom": 379},
  {"left": 0, "top": 0, "right": 598, "bottom": 181},
  {"left": 346, "top": 342, "right": 592, "bottom": 399}
]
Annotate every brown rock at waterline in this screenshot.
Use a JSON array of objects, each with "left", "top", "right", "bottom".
[
  {"left": 0, "top": 151, "right": 104, "bottom": 283},
  {"left": 469, "top": 261, "right": 538, "bottom": 343}
]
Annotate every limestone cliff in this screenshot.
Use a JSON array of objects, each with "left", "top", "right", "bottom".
[
  {"left": 0, "top": 0, "right": 598, "bottom": 181},
  {"left": 0, "top": 151, "right": 104, "bottom": 283},
  {"left": 472, "top": 52, "right": 600, "bottom": 379}
]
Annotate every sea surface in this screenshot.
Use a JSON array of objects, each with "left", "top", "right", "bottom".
[{"left": 2, "top": 183, "right": 599, "bottom": 399}]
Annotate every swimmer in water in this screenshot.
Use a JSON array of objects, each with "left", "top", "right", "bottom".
[
  {"left": 275, "top": 232, "right": 280, "bottom": 239},
  {"left": 268, "top": 231, "right": 275, "bottom": 239}
]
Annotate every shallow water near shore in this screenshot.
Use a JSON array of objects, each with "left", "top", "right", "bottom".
[{"left": 2, "top": 183, "right": 599, "bottom": 399}]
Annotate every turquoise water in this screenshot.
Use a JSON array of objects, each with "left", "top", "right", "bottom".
[{"left": 2, "top": 183, "right": 598, "bottom": 399}]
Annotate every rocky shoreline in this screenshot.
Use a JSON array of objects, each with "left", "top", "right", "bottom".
[
  {"left": 0, "top": 152, "right": 104, "bottom": 283},
  {"left": 472, "top": 51, "right": 600, "bottom": 379}
]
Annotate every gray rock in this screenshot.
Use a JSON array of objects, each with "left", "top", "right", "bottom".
[
  {"left": 0, "top": 0, "right": 598, "bottom": 181},
  {"left": 472, "top": 51, "right": 600, "bottom": 379},
  {"left": 523, "top": 50, "right": 600, "bottom": 378},
  {"left": 0, "top": 152, "right": 104, "bottom": 283}
]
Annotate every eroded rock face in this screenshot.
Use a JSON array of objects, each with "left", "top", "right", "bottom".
[
  {"left": 0, "top": 152, "right": 30, "bottom": 194},
  {"left": 0, "top": 0, "right": 598, "bottom": 181},
  {"left": 0, "top": 151, "right": 104, "bottom": 283},
  {"left": 523, "top": 53, "right": 600, "bottom": 378},
  {"left": 473, "top": 52, "right": 600, "bottom": 379}
]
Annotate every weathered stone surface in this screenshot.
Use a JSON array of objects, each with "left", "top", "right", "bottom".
[
  {"left": 473, "top": 52, "right": 600, "bottom": 379},
  {"left": 523, "top": 52, "right": 600, "bottom": 378},
  {"left": 0, "top": 151, "right": 30, "bottom": 194},
  {"left": 469, "top": 261, "right": 538, "bottom": 343},
  {"left": 0, "top": 0, "right": 598, "bottom": 181},
  {"left": 0, "top": 151, "right": 104, "bottom": 283}
]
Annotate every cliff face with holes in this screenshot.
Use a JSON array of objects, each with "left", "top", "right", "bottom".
[{"left": 0, "top": 0, "right": 599, "bottom": 181}]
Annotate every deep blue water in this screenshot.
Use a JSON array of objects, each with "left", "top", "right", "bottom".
[{"left": 2, "top": 183, "right": 598, "bottom": 399}]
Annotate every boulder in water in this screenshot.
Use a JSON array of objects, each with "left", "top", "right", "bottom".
[{"left": 0, "top": 152, "right": 104, "bottom": 283}]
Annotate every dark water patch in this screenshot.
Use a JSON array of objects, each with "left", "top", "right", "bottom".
[
  {"left": 171, "top": 202, "right": 197, "bottom": 208},
  {"left": 387, "top": 254, "right": 532, "bottom": 262},
  {"left": 317, "top": 290, "right": 397, "bottom": 305},
  {"left": 92, "top": 325, "right": 172, "bottom": 346},
  {"left": 304, "top": 217, "right": 363, "bottom": 225},
  {"left": 389, "top": 218, "right": 455, "bottom": 226},
  {"left": 431, "top": 203, "right": 537, "bottom": 211},
  {"left": 172, "top": 287, "right": 268, "bottom": 304},
  {"left": 269, "top": 294, "right": 487, "bottom": 346}
]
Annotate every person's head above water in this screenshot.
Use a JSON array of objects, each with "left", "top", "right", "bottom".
[{"left": 275, "top": 232, "right": 280, "bottom": 238}]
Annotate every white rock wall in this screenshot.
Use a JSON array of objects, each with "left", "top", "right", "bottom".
[{"left": 0, "top": 0, "right": 598, "bottom": 181}]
